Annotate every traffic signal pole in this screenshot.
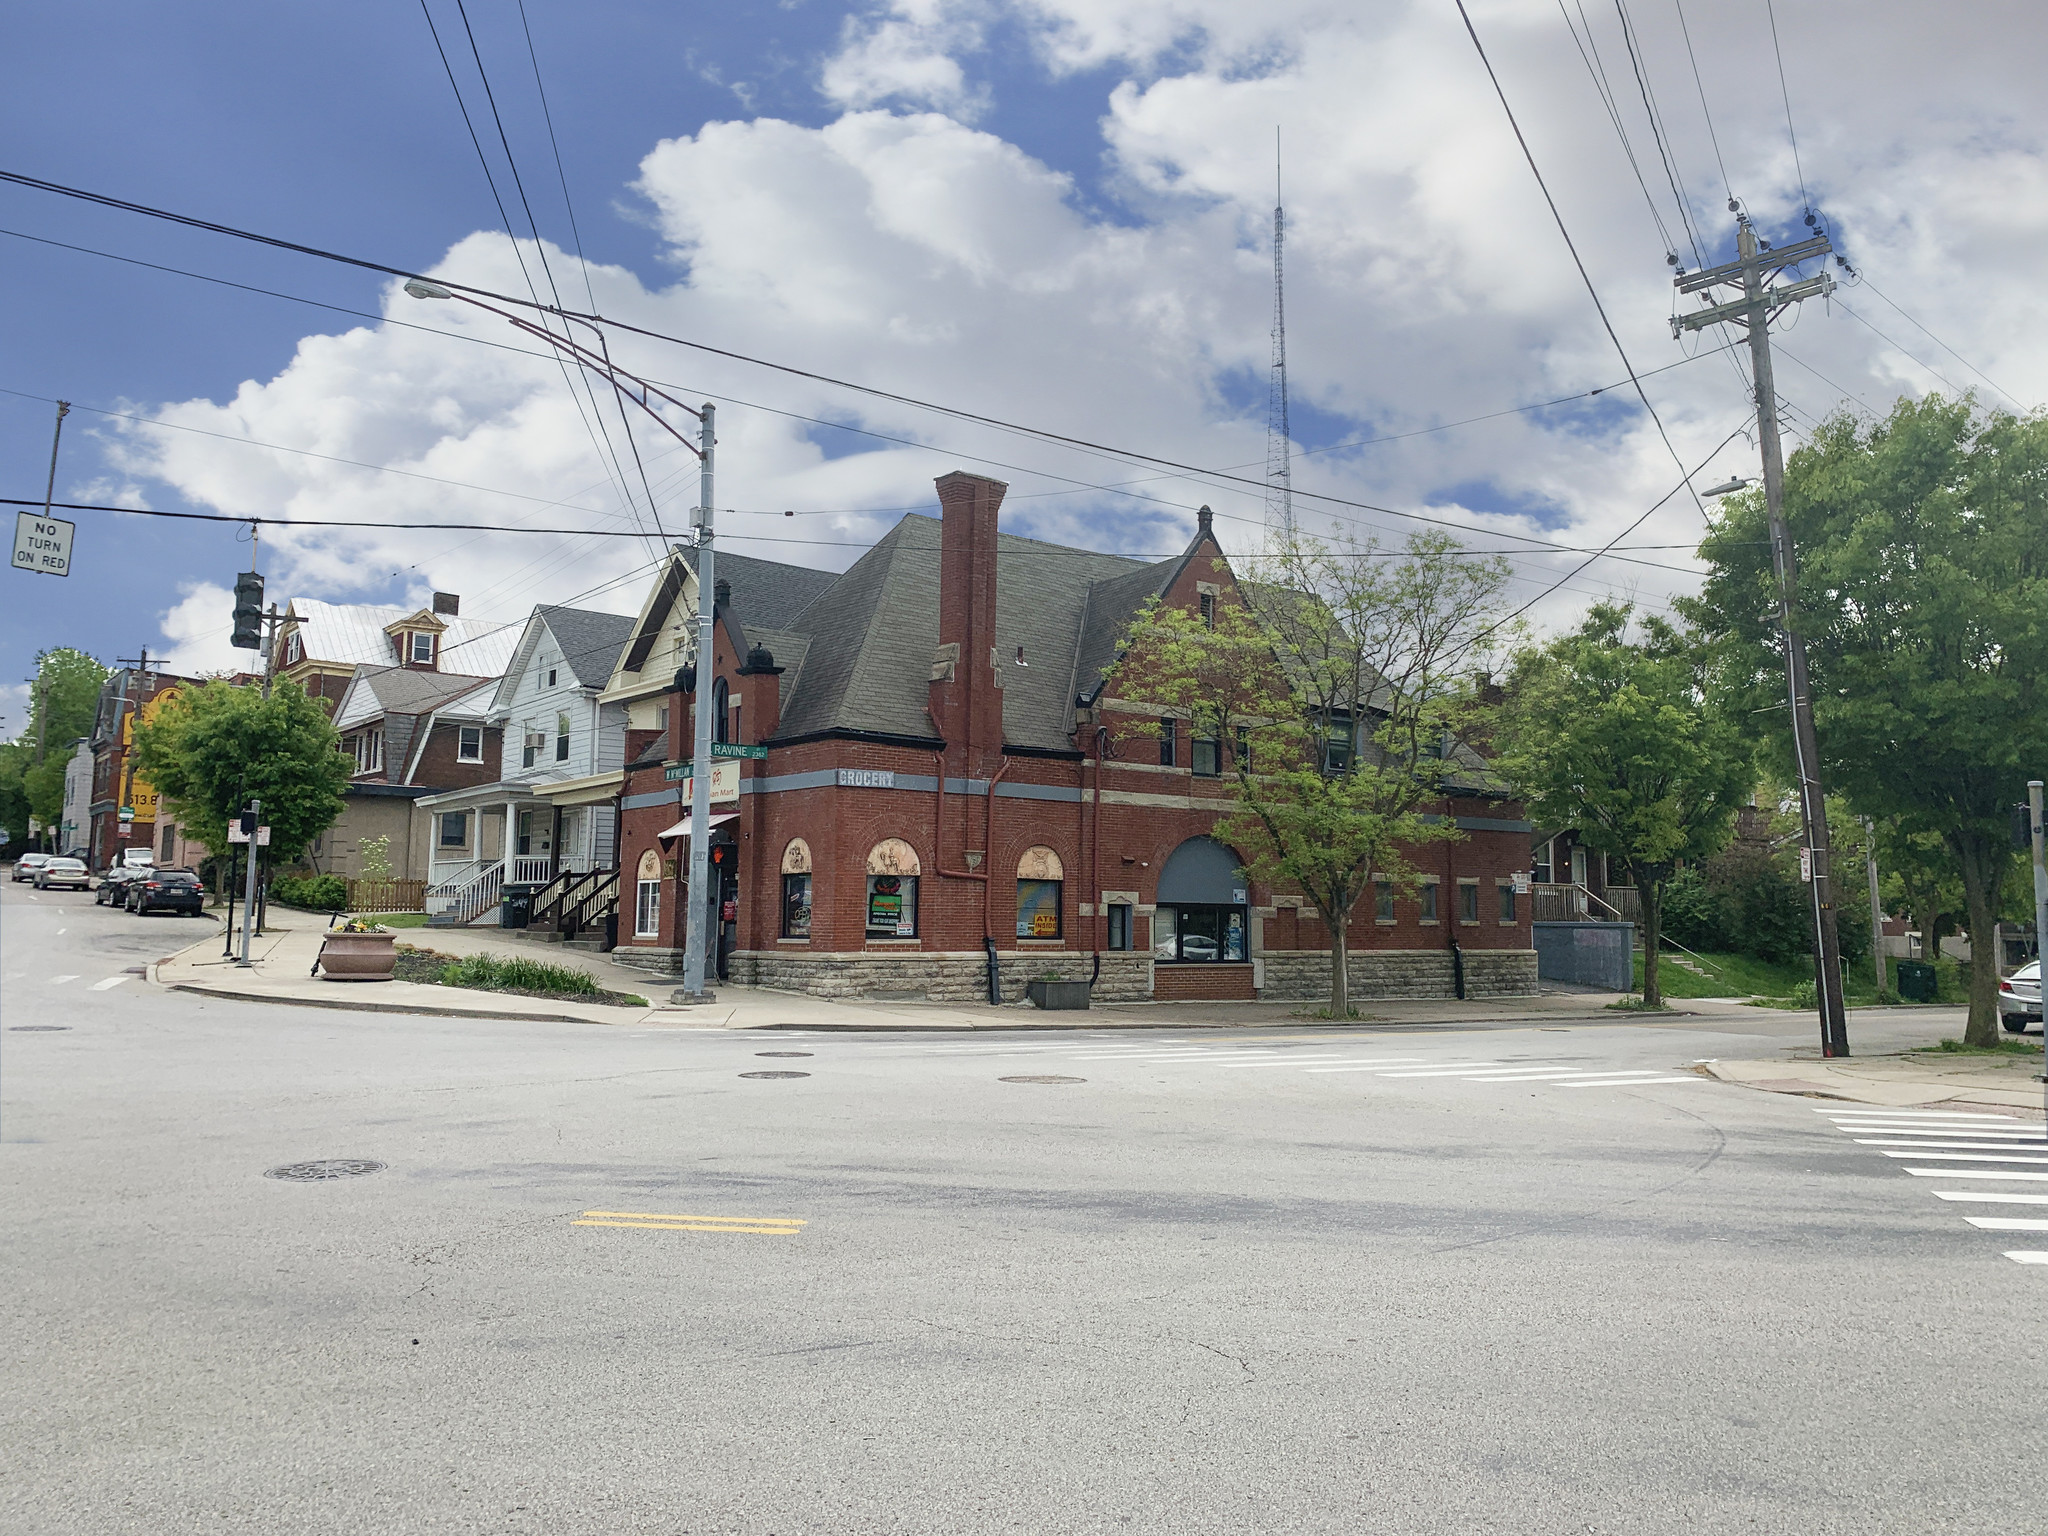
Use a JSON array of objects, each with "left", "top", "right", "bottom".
[
  {"left": 237, "top": 800, "right": 261, "bottom": 968},
  {"left": 679, "top": 404, "right": 718, "bottom": 1003},
  {"left": 1676, "top": 218, "right": 1850, "bottom": 1057}
]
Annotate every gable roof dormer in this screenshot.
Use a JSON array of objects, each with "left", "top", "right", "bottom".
[{"left": 383, "top": 608, "right": 450, "bottom": 670}]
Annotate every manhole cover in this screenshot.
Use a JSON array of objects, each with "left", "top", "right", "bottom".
[
  {"left": 739, "top": 1070, "right": 811, "bottom": 1079},
  {"left": 1000, "top": 1075, "right": 1086, "bottom": 1085},
  {"left": 755, "top": 1050, "right": 813, "bottom": 1058},
  {"left": 264, "top": 1159, "right": 386, "bottom": 1182},
  {"left": 9, "top": 1025, "right": 69, "bottom": 1032}
]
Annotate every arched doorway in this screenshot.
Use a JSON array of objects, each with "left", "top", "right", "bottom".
[{"left": 1154, "top": 836, "right": 1249, "bottom": 964}]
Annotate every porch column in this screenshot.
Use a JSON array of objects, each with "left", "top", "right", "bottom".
[{"left": 504, "top": 800, "right": 516, "bottom": 865}]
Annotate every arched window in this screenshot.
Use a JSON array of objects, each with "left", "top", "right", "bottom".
[
  {"left": 780, "top": 839, "right": 813, "bottom": 939},
  {"left": 1016, "top": 845, "right": 1064, "bottom": 940},
  {"left": 864, "top": 838, "right": 921, "bottom": 938},
  {"left": 1153, "top": 836, "right": 1249, "bottom": 963},
  {"left": 712, "top": 677, "right": 730, "bottom": 744}
]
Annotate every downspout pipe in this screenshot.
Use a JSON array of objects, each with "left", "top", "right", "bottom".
[{"left": 929, "top": 750, "right": 1011, "bottom": 1003}]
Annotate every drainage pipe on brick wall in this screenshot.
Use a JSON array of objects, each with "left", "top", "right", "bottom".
[{"left": 929, "top": 751, "right": 1013, "bottom": 1000}]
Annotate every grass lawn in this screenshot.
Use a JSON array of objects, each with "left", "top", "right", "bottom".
[
  {"left": 353, "top": 911, "right": 430, "bottom": 928},
  {"left": 1631, "top": 950, "right": 1970, "bottom": 1006}
]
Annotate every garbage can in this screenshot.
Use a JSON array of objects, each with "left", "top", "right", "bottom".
[
  {"left": 1896, "top": 959, "right": 1937, "bottom": 1003},
  {"left": 500, "top": 885, "right": 536, "bottom": 929}
]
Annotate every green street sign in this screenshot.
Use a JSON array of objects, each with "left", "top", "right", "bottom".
[{"left": 710, "top": 742, "right": 768, "bottom": 759}]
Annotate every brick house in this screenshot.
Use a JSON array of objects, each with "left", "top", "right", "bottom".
[
  {"left": 270, "top": 592, "right": 517, "bottom": 714},
  {"left": 611, "top": 470, "right": 1537, "bottom": 1003},
  {"left": 85, "top": 666, "right": 198, "bottom": 871}
]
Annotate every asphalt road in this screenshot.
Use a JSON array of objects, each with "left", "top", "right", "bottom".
[{"left": 3, "top": 879, "right": 2040, "bottom": 1534}]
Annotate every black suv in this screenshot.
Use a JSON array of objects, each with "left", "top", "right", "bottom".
[{"left": 128, "top": 868, "right": 207, "bottom": 917}]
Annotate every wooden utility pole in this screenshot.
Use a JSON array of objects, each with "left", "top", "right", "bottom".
[{"left": 1676, "top": 218, "right": 1849, "bottom": 1056}]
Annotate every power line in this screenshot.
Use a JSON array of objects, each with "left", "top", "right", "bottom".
[
  {"left": 1670, "top": 0, "right": 1732, "bottom": 206},
  {"left": 1610, "top": 0, "right": 1704, "bottom": 264},
  {"left": 1558, "top": 0, "right": 1678, "bottom": 257},
  {"left": 1850, "top": 274, "right": 2025, "bottom": 410},
  {"left": 1763, "top": 0, "right": 1810, "bottom": 215}
]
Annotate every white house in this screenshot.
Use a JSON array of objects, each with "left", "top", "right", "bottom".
[{"left": 418, "top": 605, "right": 635, "bottom": 923}]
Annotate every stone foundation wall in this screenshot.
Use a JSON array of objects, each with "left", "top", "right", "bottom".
[
  {"left": 727, "top": 949, "right": 1154, "bottom": 1004},
  {"left": 1258, "top": 948, "right": 1538, "bottom": 1001}
]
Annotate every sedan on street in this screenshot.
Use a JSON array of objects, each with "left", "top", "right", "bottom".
[
  {"left": 127, "top": 868, "right": 208, "bottom": 917},
  {"left": 33, "top": 857, "right": 92, "bottom": 892},
  {"left": 95, "top": 866, "right": 147, "bottom": 906},
  {"left": 11, "top": 853, "right": 51, "bottom": 883},
  {"left": 1999, "top": 961, "right": 2041, "bottom": 1032}
]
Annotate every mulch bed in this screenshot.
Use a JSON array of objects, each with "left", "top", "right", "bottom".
[{"left": 393, "top": 945, "right": 649, "bottom": 1008}]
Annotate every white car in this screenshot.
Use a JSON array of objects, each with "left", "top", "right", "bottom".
[
  {"left": 1999, "top": 961, "right": 2041, "bottom": 1032},
  {"left": 33, "top": 856, "right": 92, "bottom": 892},
  {"left": 11, "top": 853, "right": 51, "bottom": 883}
]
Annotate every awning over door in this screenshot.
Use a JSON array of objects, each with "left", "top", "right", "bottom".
[{"left": 655, "top": 812, "right": 739, "bottom": 840}]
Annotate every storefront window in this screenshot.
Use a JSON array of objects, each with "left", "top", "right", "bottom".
[
  {"left": 782, "top": 873, "right": 812, "bottom": 938},
  {"left": 1016, "top": 879, "right": 1062, "bottom": 938},
  {"left": 1153, "top": 904, "right": 1248, "bottom": 962},
  {"left": 866, "top": 874, "right": 917, "bottom": 937},
  {"left": 1106, "top": 904, "right": 1132, "bottom": 951}
]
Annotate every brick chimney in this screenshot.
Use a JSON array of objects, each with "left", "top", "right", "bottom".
[{"left": 929, "top": 470, "right": 1007, "bottom": 773}]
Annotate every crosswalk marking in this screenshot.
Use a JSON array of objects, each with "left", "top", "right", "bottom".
[
  {"left": 1858, "top": 1139, "right": 2048, "bottom": 1151},
  {"left": 1561, "top": 1075, "right": 1697, "bottom": 1087},
  {"left": 2007, "top": 1252, "right": 2048, "bottom": 1264},
  {"left": 1936, "top": 1191, "right": 2048, "bottom": 1205},
  {"left": 89, "top": 975, "right": 130, "bottom": 991},
  {"left": 1823, "top": 1109, "right": 2017, "bottom": 1122},
  {"left": 1904, "top": 1168, "right": 2048, "bottom": 1181},
  {"left": 1963, "top": 1217, "right": 2048, "bottom": 1232},
  {"left": 1881, "top": 1151, "right": 2048, "bottom": 1165},
  {"left": 1367, "top": 1062, "right": 1503, "bottom": 1077},
  {"left": 50, "top": 975, "right": 79, "bottom": 985},
  {"left": 1834, "top": 1121, "right": 2039, "bottom": 1135}
]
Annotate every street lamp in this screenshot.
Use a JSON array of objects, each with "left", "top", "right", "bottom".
[
  {"left": 405, "top": 278, "right": 724, "bottom": 1002},
  {"left": 1700, "top": 476, "right": 1754, "bottom": 498}
]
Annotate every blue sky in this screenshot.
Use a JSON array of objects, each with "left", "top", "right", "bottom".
[{"left": 5, "top": 1, "right": 2040, "bottom": 732}]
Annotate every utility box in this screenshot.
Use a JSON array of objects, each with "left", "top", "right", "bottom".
[{"left": 1895, "top": 959, "right": 1937, "bottom": 1003}]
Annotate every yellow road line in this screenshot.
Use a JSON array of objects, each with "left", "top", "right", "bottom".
[
  {"left": 579, "top": 1210, "right": 805, "bottom": 1226},
  {"left": 573, "top": 1219, "right": 802, "bottom": 1234}
]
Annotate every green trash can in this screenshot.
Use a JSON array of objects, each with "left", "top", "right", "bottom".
[{"left": 1895, "top": 959, "right": 1937, "bottom": 1003}]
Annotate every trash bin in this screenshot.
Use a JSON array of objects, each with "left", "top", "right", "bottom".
[
  {"left": 1896, "top": 959, "right": 1936, "bottom": 1003},
  {"left": 499, "top": 885, "right": 535, "bottom": 929}
]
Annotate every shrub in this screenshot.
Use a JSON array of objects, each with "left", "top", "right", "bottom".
[
  {"left": 436, "top": 953, "right": 599, "bottom": 996},
  {"left": 1661, "top": 864, "right": 1733, "bottom": 952},
  {"left": 272, "top": 873, "right": 349, "bottom": 911}
]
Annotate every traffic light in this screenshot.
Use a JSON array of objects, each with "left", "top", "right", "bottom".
[{"left": 231, "top": 571, "right": 265, "bottom": 650}]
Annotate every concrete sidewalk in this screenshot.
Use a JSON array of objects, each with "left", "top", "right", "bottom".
[
  {"left": 150, "top": 915, "right": 1661, "bottom": 1032},
  {"left": 1703, "top": 1050, "right": 2046, "bottom": 1115}
]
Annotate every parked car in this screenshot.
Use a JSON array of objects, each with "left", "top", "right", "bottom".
[
  {"left": 128, "top": 868, "right": 206, "bottom": 917},
  {"left": 33, "top": 857, "right": 92, "bottom": 892},
  {"left": 11, "top": 853, "right": 51, "bottom": 883},
  {"left": 96, "top": 866, "right": 148, "bottom": 906},
  {"left": 119, "top": 848, "right": 156, "bottom": 870},
  {"left": 1999, "top": 961, "right": 2041, "bottom": 1032}
]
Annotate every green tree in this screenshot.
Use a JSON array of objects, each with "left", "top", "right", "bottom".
[
  {"left": 1497, "top": 603, "right": 1752, "bottom": 1006},
  {"left": 1109, "top": 529, "right": 1514, "bottom": 1018},
  {"left": 1, "top": 648, "right": 109, "bottom": 849},
  {"left": 1686, "top": 396, "right": 2048, "bottom": 1044},
  {"left": 131, "top": 679, "right": 350, "bottom": 864}
]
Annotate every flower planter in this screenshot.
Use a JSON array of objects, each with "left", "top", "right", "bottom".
[
  {"left": 317, "top": 931, "right": 398, "bottom": 982},
  {"left": 1025, "top": 979, "right": 1092, "bottom": 1011}
]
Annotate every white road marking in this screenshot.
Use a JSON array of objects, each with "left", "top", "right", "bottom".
[
  {"left": 1825, "top": 1109, "right": 2018, "bottom": 1122},
  {"left": 1456, "top": 1070, "right": 1591, "bottom": 1081},
  {"left": 1905, "top": 1169, "right": 2048, "bottom": 1181},
  {"left": 56, "top": 928, "right": 65, "bottom": 935},
  {"left": 1209, "top": 1056, "right": 1390, "bottom": 1068},
  {"left": 1840, "top": 1125, "right": 2046, "bottom": 1138},
  {"left": 89, "top": 976, "right": 131, "bottom": 991},
  {"left": 1881, "top": 1151, "right": 2048, "bottom": 1165},
  {"left": 1833, "top": 1117, "right": 2033, "bottom": 1130},
  {"left": 24, "top": 894, "right": 37, "bottom": 902},
  {"left": 1856, "top": 1139, "right": 2048, "bottom": 1151},
  {"left": 1560, "top": 1076, "right": 1697, "bottom": 1087},
  {"left": 2005, "top": 1251, "right": 2048, "bottom": 1264},
  {"left": 1933, "top": 1191, "right": 2048, "bottom": 1205},
  {"left": 50, "top": 974, "right": 79, "bottom": 985},
  {"left": 1367, "top": 1063, "right": 1505, "bottom": 1077},
  {"left": 1963, "top": 1217, "right": 2048, "bottom": 1232}
]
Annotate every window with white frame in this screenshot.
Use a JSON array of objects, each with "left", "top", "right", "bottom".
[
  {"left": 438, "top": 811, "right": 469, "bottom": 848},
  {"left": 457, "top": 725, "right": 483, "bottom": 762},
  {"left": 284, "top": 630, "right": 303, "bottom": 666},
  {"left": 409, "top": 631, "right": 435, "bottom": 666},
  {"left": 353, "top": 728, "right": 384, "bottom": 775},
  {"left": 555, "top": 711, "right": 571, "bottom": 762},
  {"left": 635, "top": 879, "right": 661, "bottom": 937},
  {"left": 522, "top": 729, "right": 545, "bottom": 769}
]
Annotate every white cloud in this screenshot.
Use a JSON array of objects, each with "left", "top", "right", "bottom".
[
  {"left": 156, "top": 582, "right": 250, "bottom": 679},
  {"left": 110, "top": 0, "right": 2048, "bottom": 661}
]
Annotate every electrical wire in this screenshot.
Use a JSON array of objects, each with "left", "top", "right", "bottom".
[
  {"left": 1558, "top": 0, "right": 1678, "bottom": 257},
  {"left": 1670, "top": 0, "right": 1732, "bottom": 207},
  {"left": 1611, "top": 0, "right": 1703, "bottom": 264},
  {"left": 1850, "top": 274, "right": 2025, "bottom": 410},
  {"left": 1763, "top": 0, "right": 1810, "bottom": 216}
]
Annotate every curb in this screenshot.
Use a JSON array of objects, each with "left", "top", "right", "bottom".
[{"left": 160, "top": 979, "right": 655, "bottom": 1027}]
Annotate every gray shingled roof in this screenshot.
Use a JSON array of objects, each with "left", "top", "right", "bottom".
[
  {"left": 536, "top": 606, "right": 635, "bottom": 689},
  {"left": 676, "top": 546, "right": 840, "bottom": 629}
]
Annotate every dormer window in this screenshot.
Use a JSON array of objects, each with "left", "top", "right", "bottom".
[
  {"left": 409, "top": 631, "right": 436, "bottom": 667},
  {"left": 284, "top": 631, "right": 304, "bottom": 666}
]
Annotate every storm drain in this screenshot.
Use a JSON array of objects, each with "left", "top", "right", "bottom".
[
  {"left": 1000, "top": 1075, "right": 1086, "bottom": 1085},
  {"left": 755, "top": 1051, "right": 813, "bottom": 1058},
  {"left": 265, "top": 1159, "right": 387, "bottom": 1182},
  {"left": 9, "top": 1025, "right": 69, "bottom": 1032},
  {"left": 739, "top": 1070, "right": 811, "bottom": 1080}
]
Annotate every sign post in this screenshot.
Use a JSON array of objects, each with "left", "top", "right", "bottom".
[{"left": 235, "top": 804, "right": 262, "bottom": 968}]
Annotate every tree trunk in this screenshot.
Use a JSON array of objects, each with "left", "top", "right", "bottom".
[
  {"left": 1641, "top": 877, "right": 1664, "bottom": 1008},
  {"left": 1950, "top": 830, "right": 2004, "bottom": 1048},
  {"left": 1329, "top": 901, "right": 1350, "bottom": 1020}
]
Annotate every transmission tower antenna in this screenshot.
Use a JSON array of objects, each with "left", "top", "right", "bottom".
[{"left": 1265, "top": 129, "right": 1294, "bottom": 538}]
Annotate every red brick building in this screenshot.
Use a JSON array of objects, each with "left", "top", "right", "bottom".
[{"left": 613, "top": 472, "right": 1537, "bottom": 1003}]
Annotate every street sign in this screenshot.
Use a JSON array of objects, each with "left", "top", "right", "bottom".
[
  {"left": 118, "top": 807, "right": 135, "bottom": 823},
  {"left": 708, "top": 742, "right": 768, "bottom": 760},
  {"left": 227, "top": 823, "right": 272, "bottom": 846},
  {"left": 664, "top": 760, "right": 740, "bottom": 803},
  {"left": 12, "top": 510, "right": 75, "bottom": 577}
]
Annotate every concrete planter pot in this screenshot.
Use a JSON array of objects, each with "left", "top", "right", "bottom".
[
  {"left": 1026, "top": 979, "right": 1091, "bottom": 1011},
  {"left": 318, "top": 931, "right": 398, "bottom": 982}
]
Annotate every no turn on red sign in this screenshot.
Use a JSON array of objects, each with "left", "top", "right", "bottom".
[{"left": 13, "top": 511, "right": 75, "bottom": 577}]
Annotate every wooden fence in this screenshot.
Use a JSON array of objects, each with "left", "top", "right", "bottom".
[{"left": 346, "top": 878, "right": 427, "bottom": 913}]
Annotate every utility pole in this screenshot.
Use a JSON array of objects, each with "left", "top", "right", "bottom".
[
  {"left": 1676, "top": 215, "right": 1850, "bottom": 1056},
  {"left": 679, "top": 403, "right": 718, "bottom": 1003},
  {"left": 1863, "top": 819, "right": 1887, "bottom": 996},
  {"left": 1265, "top": 131, "right": 1294, "bottom": 539},
  {"left": 2029, "top": 781, "right": 2047, "bottom": 1104}
]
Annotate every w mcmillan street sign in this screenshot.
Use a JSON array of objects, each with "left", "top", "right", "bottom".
[{"left": 12, "top": 511, "right": 75, "bottom": 577}]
